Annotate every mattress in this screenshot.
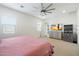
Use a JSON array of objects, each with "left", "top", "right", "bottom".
[{"left": 0, "top": 36, "right": 54, "bottom": 56}]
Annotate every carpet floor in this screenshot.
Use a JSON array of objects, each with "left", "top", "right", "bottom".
[{"left": 47, "top": 38, "right": 79, "bottom": 56}]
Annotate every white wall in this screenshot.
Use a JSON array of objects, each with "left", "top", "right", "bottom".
[
  {"left": 77, "top": 8, "right": 79, "bottom": 45},
  {"left": 0, "top": 5, "right": 42, "bottom": 39},
  {"left": 45, "top": 11, "right": 77, "bottom": 33}
]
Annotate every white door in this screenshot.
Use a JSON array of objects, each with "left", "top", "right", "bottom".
[{"left": 41, "top": 22, "right": 49, "bottom": 38}]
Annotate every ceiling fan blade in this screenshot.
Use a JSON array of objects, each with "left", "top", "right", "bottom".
[
  {"left": 46, "top": 8, "right": 55, "bottom": 11},
  {"left": 45, "top": 3, "right": 53, "bottom": 10},
  {"left": 41, "top": 3, "right": 44, "bottom": 10},
  {"left": 46, "top": 12, "right": 52, "bottom": 13}
]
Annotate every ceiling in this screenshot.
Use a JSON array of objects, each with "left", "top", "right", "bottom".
[{"left": 1, "top": 3, "right": 79, "bottom": 19}]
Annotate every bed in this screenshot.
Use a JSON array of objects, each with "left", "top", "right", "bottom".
[{"left": 0, "top": 36, "right": 54, "bottom": 56}]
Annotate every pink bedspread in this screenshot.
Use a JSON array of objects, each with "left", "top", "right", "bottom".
[{"left": 0, "top": 36, "right": 54, "bottom": 56}]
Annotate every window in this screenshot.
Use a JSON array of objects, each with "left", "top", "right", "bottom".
[
  {"left": 2, "top": 24, "right": 15, "bottom": 34},
  {"left": 1, "top": 16, "right": 16, "bottom": 34}
]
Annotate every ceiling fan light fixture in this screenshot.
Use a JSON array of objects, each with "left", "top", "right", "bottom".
[{"left": 41, "top": 12, "right": 45, "bottom": 16}]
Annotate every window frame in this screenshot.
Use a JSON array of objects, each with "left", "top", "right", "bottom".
[{"left": 2, "top": 24, "right": 16, "bottom": 34}]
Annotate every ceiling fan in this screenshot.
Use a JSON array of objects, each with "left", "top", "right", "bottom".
[
  {"left": 40, "top": 3, "right": 55, "bottom": 16},
  {"left": 20, "top": 3, "right": 55, "bottom": 16}
]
